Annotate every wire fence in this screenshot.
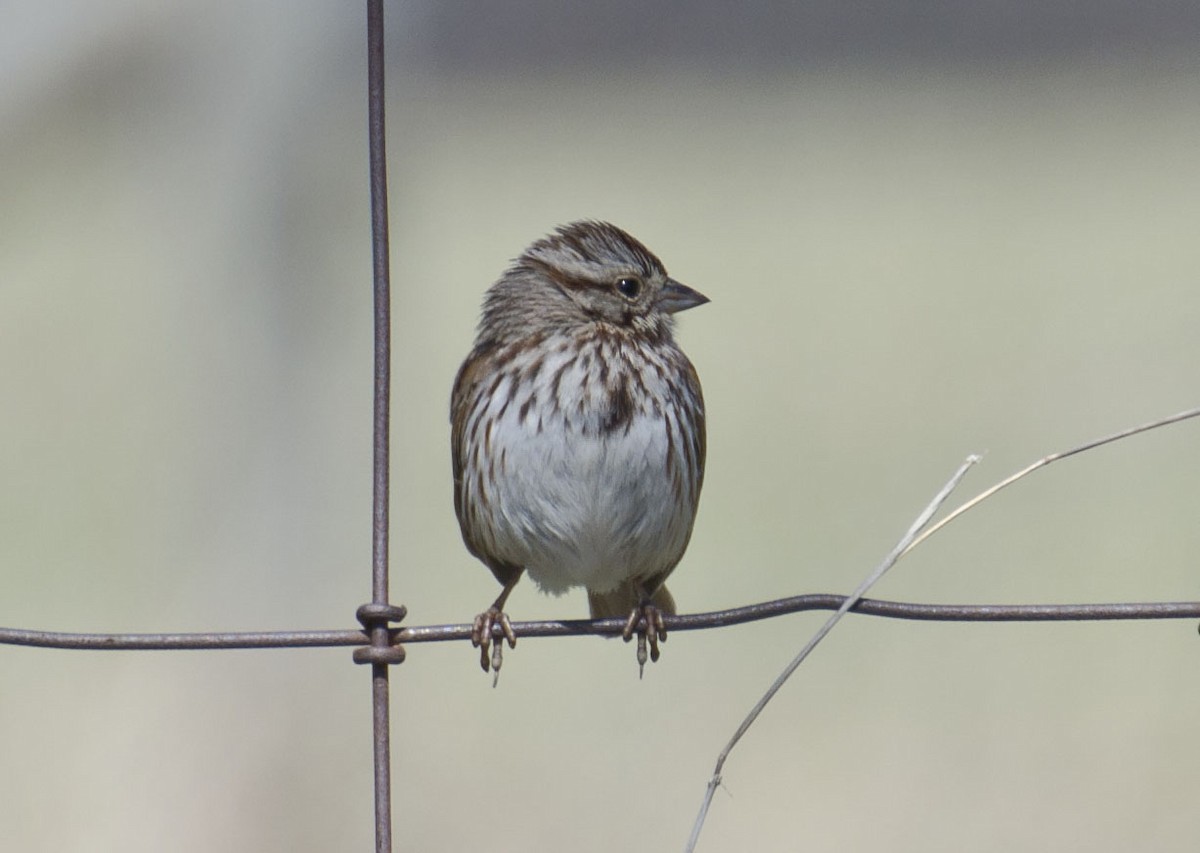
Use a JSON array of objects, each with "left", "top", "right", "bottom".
[
  {"left": 4, "top": 598, "right": 1200, "bottom": 654},
  {"left": 4, "top": 4, "right": 1200, "bottom": 852}
]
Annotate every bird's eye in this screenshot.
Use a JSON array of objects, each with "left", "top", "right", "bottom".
[{"left": 615, "top": 277, "right": 642, "bottom": 300}]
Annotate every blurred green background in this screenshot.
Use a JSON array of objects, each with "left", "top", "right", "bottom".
[{"left": 2, "top": 2, "right": 1199, "bottom": 851}]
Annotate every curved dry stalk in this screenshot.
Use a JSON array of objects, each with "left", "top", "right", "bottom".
[
  {"left": 685, "top": 456, "right": 980, "bottom": 852},
  {"left": 684, "top": 404, "right": 1200, "bottom": 851},
  {"left": 901, "top": 405, "right": 1200, "bottom": 557}
]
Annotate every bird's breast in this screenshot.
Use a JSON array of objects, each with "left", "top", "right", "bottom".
[{"left": 462, "top": 332, "right": 699, "bottom": 594}]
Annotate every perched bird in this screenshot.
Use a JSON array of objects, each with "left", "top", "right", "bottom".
[{"left": 451, "top": 221, "right": 707, "bottom": 676}]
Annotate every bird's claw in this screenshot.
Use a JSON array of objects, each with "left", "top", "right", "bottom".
[
  {"left": 622, "top": 602, "right": 667, "bottom": 677},
  {"left": 472, "top": 606, "right": 516, "bottom": 682}
]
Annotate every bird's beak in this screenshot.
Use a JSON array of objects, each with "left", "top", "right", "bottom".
[{"left": 656, "top": 278, "right": 710, "bottom": 314}]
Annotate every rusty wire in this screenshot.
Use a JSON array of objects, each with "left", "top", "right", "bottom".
[
  {"left": 346, "top": 4, "right": 408, "bottom": 853},
  {"left": 4, "top": 597, "right": 1199, "bottom": 654}
]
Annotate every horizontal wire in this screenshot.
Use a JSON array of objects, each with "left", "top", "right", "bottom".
[{"left": 3, "top": 596, "right": 1198, "bottom": 651}]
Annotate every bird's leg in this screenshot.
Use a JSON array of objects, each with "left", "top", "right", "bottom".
[
  {"left": 472, "top": 576, "right": 521, "bottom": 682},
  {"left": 622, "top": 596, "right": 668, "bottom": 678}
]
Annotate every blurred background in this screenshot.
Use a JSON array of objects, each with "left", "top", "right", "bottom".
[{"left": 2, "top": 2, "right": 1199, "bottom": 850}]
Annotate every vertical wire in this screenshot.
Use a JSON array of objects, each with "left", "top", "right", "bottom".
[{"left": 366, "top": 1, "right": 394, "bottom": 851}]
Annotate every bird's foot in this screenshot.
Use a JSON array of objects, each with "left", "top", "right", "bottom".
[
  {"left": 472, "top": 606, "right": 516, "bottom": 685},
  {"left": 622, "top": 601, "right": 667, "bottom": 678}
]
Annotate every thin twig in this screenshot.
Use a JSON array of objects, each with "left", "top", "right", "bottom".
[
  {"left": 684, "top": 456, "right": 979, "bottom": 852},
  {"left": 683, "top": 404, "right": 1200, "bottom": 850},
  {"left": 901, "top": 405, "right": 1200, "bottom": 557}
]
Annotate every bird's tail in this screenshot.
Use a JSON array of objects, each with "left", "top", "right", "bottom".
[{"left": 588, "top": 581, "right": 676, "bottom": 620}]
